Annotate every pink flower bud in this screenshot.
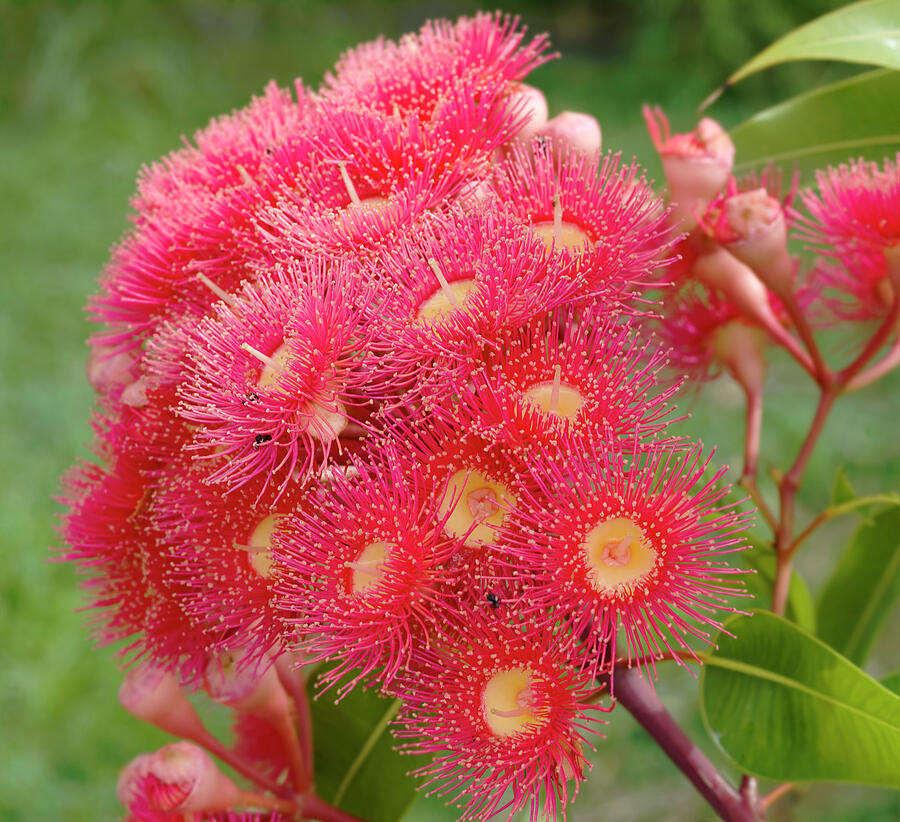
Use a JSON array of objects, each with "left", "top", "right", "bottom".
[
  {"left": 116, "top": 753, "right": 152, "bottom": 807},
  {"left": 138, "top": 741, "right": 242, "bottom": 814},
  {"left": 710, "top": 322, "right": 768, "bottom": 396},
  {"left": 205, "top": 649, "right": 290, "bottom": 723},
  {"left": 710, "top": 188, "right": 793, "bottom": 295},
  {"left": 121, "top": 376, "right": 149, "bottom": 408},
  {"left": 536, "top": 111, "right": 602, "bottom": 160},
  {"left": 644, "top": 106, "right": 734, "bottom": 230},
  {"left": 85, "top": 344, "right": 138, "bottom": 395},
  {"left": 119, "top": 663, "right": 208, "bottom": 740},
  {"left": 691, "top": 246, "right": 773, "bottom": 327},
  {"left": 507, "top": 83, "right": 549, "bottom": 145}
]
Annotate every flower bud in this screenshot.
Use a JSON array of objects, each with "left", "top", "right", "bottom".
[
  {"left": 139, "top": 741, "right": 242, "bottom": 814},
  {"left": 536, "top": 111, "right": 602, "bottom": 160},
  {"left": 691, "top": 246, "right": 773, "bottom": 327},
  {"left": 644, "top": 107, "right": 734, "bottom": 230},
  {"left": 507, "top": 83, "right": 549, "bottom": 146},
  {"left": 86, "top": 344, "right": 138, "bottom": 395},
  {"left": 711, "top": 189, "right": 793, "bottom": 295},
  {"left": 205, "top": 649, "right": 290, "bottom": 723},
  {"left": 711, "top": 322, "right": 768, "bottom": 397},
  {"left": 119, "top": 662, "right": 207, "bottom": 740}
]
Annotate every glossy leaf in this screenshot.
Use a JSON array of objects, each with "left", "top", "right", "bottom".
[
  {"left": 701, "top": 610, "right": 900, "bottom": 786},
  {"left": 703, "top": 0, "right": 900, "bottom": 107},
  {"left": 731, "top": 69, "right": 900, "bottom": 180},
  {"left": 817, "top": 507, "right": 900, "bottom": 665},
  {"left": 309, "top": 674, "right": 418, "bottom": 822},
  {"left": 737, "top": 535, "right": 815, "bottom": 631}
]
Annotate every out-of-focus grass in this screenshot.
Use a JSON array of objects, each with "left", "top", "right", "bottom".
[{"left": 1, "top": 2, "right": 897, "bottom": 821}]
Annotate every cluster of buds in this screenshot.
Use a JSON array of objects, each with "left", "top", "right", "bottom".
[
  {"left": 644, "top": 108, "right": 900, "bottom": 426},
  {"left": 61, "top": 14, "right": 758, "bottom": 822}
]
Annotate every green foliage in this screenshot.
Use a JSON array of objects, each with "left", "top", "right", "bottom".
[
  {"left": 712, "top": 0, "right": 900, "bottom": 94},
  {"left": 701, "top": 610, "right": 900, "bottom": 786},
  {"left": 730, "top": 68, "right": 900, "bottom": 179},
  {"left": 308, "top": 677, "right": 418, "bottom": 822},
  {"left": 818, "top": 507, "right": 900, "bottom": 666}
]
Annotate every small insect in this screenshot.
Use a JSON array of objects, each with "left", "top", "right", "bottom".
[
  {"left": 486, "top": 592, "right": 502, "bottom": 610},
  {"left": 241, "top": 391, "right": 260, "bottom": 406},
  {"left": 253, "top": 434, "right": 272, "bottom": 448}
]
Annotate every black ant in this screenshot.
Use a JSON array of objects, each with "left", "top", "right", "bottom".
[
  {"left": 253, "top": 434, "right": 272, "bottom": 448},
  {"left": 486, "top": 592, "right": 502, "bottom": 610},
  {"left": 241, "top": 391, "right": 260, "bottom": 406}
]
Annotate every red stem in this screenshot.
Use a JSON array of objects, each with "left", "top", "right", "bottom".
[
  {"left": 613, "top": 668, "right": 764, "bottom": 822},
  {"left": 193, "top": 728, "right": 290, "bottom": 797},
  {"left": 771, "top": 388, "right": 837, "bottom": 614},
  {"left": 276, "top": 654, "right": 315, "bottom": 787}
]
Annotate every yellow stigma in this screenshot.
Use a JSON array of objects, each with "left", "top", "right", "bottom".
[
  {"left": 245, "top": 514, "right": 282, "bottom": 579},
  {"left": 438, "top": 469, "right": 515, "bottom": 546},
  {"left": 348, "top": 541, "right": 392, "bottom": 595},
  {"left": 347, "top": 195, "right": 390, "bottom": 216},
  {"left": 523, "top": 366, "right": 584, "bottom": 420},
  {"left": 481, "top": 668, "right": 546, "bottom": 738},
  {"left": 582, "top": 516, "right": 657, "bottom": 594},
  {"left": 532, "top": 220, "right": 590, "bottom": 252},
  {"left": 416, "top": 278, "right": 476, "bottom": 324}
]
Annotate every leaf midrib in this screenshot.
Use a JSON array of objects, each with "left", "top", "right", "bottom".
[{"left": 704, "top": 655, "right": 900, "bottom": 734}]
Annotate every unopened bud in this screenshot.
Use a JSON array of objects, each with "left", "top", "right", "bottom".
[
  {"left": 121, "top": 377, "right": 149, "bottom": 408},
  {"left": 692, "top": 247, "right": 777, "bottom": 331},
  {"left": 712, "top": 189, "right": 793, "bottom": 295},
  {"left": 537, "top": 111, "right": 602, "bottom": 160},
  {"left": 644, "top": 107, "right": 734, "bottom": 230},
  {"left": 119, "top": 662, "right": 207, "bottom": 740},
  {"left": 139, "top": 742, "right": 241, "bottom": 814},
  {"left": 205, "top": 649, "right": 290, "bottom": 723},
  {"left": 86, "top": 344, "right": 138, "bottom": 395},
  {"left": 711, "top": 322, "right": 768, "bottom": 396},
  {"left": 507, "top": 83, "right": 549, "bottom": 146}
]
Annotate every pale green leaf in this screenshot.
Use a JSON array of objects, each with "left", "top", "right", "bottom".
[
  {"left": 703, "top": 0, "right": 900, "bottom": 107},
  {"left": 700, "top": 610, "right": 900, "bottom": 786},
  {"left": 731, "top": 69, "right": 900, "bottom": 181},
  {"left": 817, "top": 507, "right": 900, "bottom": 665}
]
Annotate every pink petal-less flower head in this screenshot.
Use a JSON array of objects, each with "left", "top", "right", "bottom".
[
  {"left": 176, "top": 260, "right": 375, "bottom": 492},
  {"left": 498, "top": 435, "right": 751, "bottom": 681},
  {"left": 644, "top": 106, "right": 734, "bottom": 230},
  {"left": 798, "top": 153, "right": 900, "bottom": 319},
  {"left": 438, "top": 304, "right": 680, "bottom": 457},
  {"left": 392, "top": 612, "right": 607, "bottom": 822},
  {"left": 489, "top": 142, "right": 670, "bottom": 298},
  {"left": 274, "top": 444, "right": 464, "bottom": 694}
]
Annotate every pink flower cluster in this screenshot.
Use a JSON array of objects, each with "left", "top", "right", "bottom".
[{"left": 61, "top": 14, "right": 758, "bottom": 822}]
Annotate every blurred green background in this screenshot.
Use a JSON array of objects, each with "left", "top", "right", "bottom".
[{"left": 2, "top": 1, "right": 898, "bottom": 820}]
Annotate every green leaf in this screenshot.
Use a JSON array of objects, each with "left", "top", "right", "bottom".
[
  {"left": 309, "top": 675, "right": 418, "bottom": 822},
  {"left": 883, "top": 671, "right": 900, "bottom": 695},
  {"left": 730, "top": 69, "right": 900, "bottom": 181},
  {"left": 737, "top": 535, "right": 816, "bottom": 632},
  {"left": 704, "top": 0, "right": 900, "bottom": 106},
  {"left": 830, "top": 466, "right": 858, "bottom": 507},
  {"left": 700, "top": 610, "right": 900, "bottom": 786},
  {"left": 826, "top": 466, "right": 899, "bottom": 523},
  {"left": 817, "top": 507, "right": 900, "bottom": 666}
]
